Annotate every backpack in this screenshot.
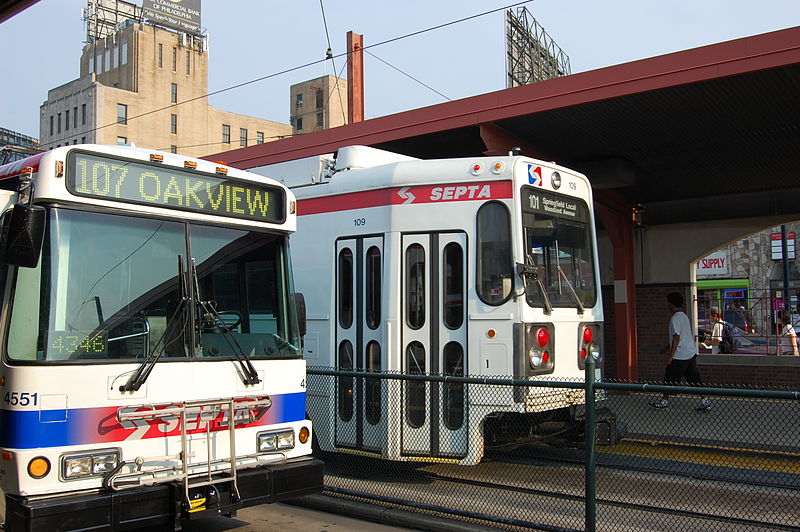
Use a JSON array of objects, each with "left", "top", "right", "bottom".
[{"left": 719, "top": 321, "right": 736, "bottom": 354}]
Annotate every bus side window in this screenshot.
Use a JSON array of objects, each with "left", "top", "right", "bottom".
[{"left": 0, "top": 211, "right": 12, "bottom": 300}]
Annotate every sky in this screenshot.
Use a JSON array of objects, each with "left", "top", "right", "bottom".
[{"left": 0, "top": 0, "right": 798, "bottom": 139}]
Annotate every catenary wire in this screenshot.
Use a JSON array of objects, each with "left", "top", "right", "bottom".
[{"left": 365, "top": 49, "right": 452, "bottom": 102}]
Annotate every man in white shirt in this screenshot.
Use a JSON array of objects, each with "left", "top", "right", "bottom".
[{"left": 650, "top": 292, "right": 711, "bottom": 410}]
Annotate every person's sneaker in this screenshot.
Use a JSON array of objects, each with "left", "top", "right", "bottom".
[
  {"left": 649, "top": 399, "right": 669, "bottom": 409},
  {"left": 696, "top": 398, "right": 712, "bottom": 411}
]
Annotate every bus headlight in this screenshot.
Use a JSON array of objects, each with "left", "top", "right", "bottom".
[
  {"left": 61, "top": 450, "right": 119, "bottom": 480},
  {"left": 257, "top": 429, "right": 295, "bottom": 452}
]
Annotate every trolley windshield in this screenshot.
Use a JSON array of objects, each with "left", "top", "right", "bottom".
[
  {"left": 6, "top": 208, "right": 301, "bottom": 362},
  {"left": 520, "top": 187, "right": 597, "bottom": 309}
]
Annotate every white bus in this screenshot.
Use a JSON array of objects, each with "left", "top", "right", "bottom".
[
  {"left": 251, "top": 145, "right": 603, "bottom": 465},
  {"left": 0, "top": 145, "right": 322, "bottom": 531}
]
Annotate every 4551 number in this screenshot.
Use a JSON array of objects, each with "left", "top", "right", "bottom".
[{"left": 4, "top": 392, "right": 38, "bottom": 407}]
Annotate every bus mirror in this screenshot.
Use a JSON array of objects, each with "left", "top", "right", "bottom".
[
  {"left": 6, "top": 204, "right": 46, "bottom": 268},
  {"left": 294, "top": 292, "right": 307, "bottom": 337}
]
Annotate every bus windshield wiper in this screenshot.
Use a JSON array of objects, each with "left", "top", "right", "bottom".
[
  {"left": 517, "top": 255, "right": 553, "bottom": 315},
  {"left": 120, "top": 255, "right": 189, "bottom": 392},
  {"left": 193, "top": 260, "right": 261, "bottom": 386}
]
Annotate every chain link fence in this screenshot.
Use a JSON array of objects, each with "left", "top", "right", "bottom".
[{"left": 305, "top": 367, "right": 800, "bottom": 531}]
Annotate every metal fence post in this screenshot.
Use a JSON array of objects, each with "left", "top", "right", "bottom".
[{"left": 584, "top": 355, "right": 596, "bottom": 532}]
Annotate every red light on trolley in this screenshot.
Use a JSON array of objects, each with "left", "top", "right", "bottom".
[
  {"left": 536, "top": 328, "right": 549, "bottom": 347},
  {"left": 583, "top": 327, "right": 593, "bottom": 344}
]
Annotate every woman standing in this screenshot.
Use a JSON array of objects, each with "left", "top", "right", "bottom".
[{"left": 776, "top": 310, "right": 799, "bottom": 356}]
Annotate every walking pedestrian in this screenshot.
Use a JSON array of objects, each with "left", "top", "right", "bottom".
[{"left": 650, "top": 292, "right": 711, "bottom": 410}]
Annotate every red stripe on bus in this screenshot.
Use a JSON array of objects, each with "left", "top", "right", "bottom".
[
  {"left": 298, "top": 180, "right": 513, "bottom": 215},
  {"left": 0, "top": 152, "right": 46, "bottom": 181}
]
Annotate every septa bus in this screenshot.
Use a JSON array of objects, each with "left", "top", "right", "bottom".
[
  {"left": 250, "top": 145, "right": 603, "bottom": 465},
  {"left": 0, "top": 145, "right": 322, "bottom": 531}
]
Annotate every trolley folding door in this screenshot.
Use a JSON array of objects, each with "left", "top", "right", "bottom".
[
  {"left": 401, "top": 232, "right": 468, "bottom": 458},
  {"left": 334, "top": 236, "right": 386, "bottom": 453}
]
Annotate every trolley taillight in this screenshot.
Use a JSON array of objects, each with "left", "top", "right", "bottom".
[{"left": 578, "top": 323, "right": 602, "bottom": 370}]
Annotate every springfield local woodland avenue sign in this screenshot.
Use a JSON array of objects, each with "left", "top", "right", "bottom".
[{"left": 143, "top": 0, "right": 201, "bottom": 35}]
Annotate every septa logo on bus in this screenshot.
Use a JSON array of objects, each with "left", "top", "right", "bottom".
[
  {"left": 396, "top": 182, "right": 512, "bottom": 205},
  {"left": 115, "top": 399, "right": 271, "bottom": 441}
]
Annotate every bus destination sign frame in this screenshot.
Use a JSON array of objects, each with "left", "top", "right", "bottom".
[{"left": 66, "top": 151, "right": 286, "bottom": 224}]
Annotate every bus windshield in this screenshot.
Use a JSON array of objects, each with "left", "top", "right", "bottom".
[
  {"left": 520, "top": 187, "right": 597, "bottom": 309},
  {"left": 6, "top": 208, "right": 301, "bottom": 363}
]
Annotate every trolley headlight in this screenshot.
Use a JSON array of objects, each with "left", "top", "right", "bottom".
[
  {"left": 529, "top": 347, "right": 550, "bottom": 368},
  {"left": 257, "top": 429, "right": 295, "bottom": 452},
  {"left": 589, "top": 343, "right": 601, "bottom": 360},
  {"left": 61, "top": 450, "right": 119, "bottom": 480}
]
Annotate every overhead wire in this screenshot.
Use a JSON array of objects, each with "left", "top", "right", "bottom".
[
  {"left": 364, "top": 49, "right": 452, "bottom": 102},
  {"left": 67, "top": 0, "right": 533, "bottom": 144},
  {"left": 315, "top": 0, "right": 347, "bottom": 130}
]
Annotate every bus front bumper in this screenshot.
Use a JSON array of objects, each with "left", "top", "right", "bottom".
[{"left": 4, "top": 458, "right": 324, "bottom": 532}]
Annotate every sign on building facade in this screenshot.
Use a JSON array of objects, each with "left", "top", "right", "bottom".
[
  {"left": 143, "top": 0, "right": 201, "bottom": 35},
  {"left": 696, "top": 250, "right": 729, "bottom": 277}
]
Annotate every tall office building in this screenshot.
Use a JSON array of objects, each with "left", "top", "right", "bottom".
[{"left": 39, "top": 1, "right": 291, "bottom": 157}]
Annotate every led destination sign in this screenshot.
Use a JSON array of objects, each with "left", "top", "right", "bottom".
[{"left": 67, "top": 152, "right": 285, "bottom": 223}]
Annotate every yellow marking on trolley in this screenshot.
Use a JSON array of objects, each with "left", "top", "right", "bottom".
[
  {"left": 405, "top": 456, "right": 462, "bottom": 464},
  {"left": 608, "top": 439, "right": 800, "bottom": 474}
]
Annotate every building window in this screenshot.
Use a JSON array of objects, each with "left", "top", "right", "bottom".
[
  {"left": 117, "top": 104, "right": 127, "bottom": 125},
  {"left": 170, "top": 83, "right": 178, "bottom": 104},
  {"left": 81, "top": 104, "right": 87, "bottom": 125},
  {"left": 73, "top": 107, "right": 78, "bottom": 129},
  {"left": 185, "top": 50, "right": 190, "bottom": 75},
  {"left": 81, "top": 136, "right": 86, "bottom": 143},
  {"left": 104, "top": 48, "right": 110, "bottom": 70},
  {"left": 316, "top": 112, "right": 324, "bottom": 128},
  {"left": 171, "top": 47, "right": 177, "bottom": 71},
  {"left": 57, "top": 113, "right": 62, "bottom": 133},
  {"left": 295, "top": 93, "right": 303, "bottom": 107},
  {"left": 315, "top": 89, "right": 323, "bottom": 109},
  {"left": 49, "top": 116, "right": 54, "bottom": 136},
  {"left": 65, "top": 110, "right": 70, "bottom": 131},
  {"left": 256, "top": 131, "right": 264, "bottom": 144},
  {"left": 222, "top": 124, "right": 230, "bottom": 143},
  {"left": 239, "top": 128, "right": 247, "bottom": 147},
  {"left": 113, "top": 46, "right": 119, "bottom": 68},
  {"left": 170, "top": 145, "right": 177, "bottom": 153},
  {"left": 170, "top": 114, "right": 177, "bottom": 134},
  {"left": 89, "top": 55, "right": 95, "bottom": 74},
  {"left": 117, "top": 136, "right": 127, "bottom": 145},
  {"left": 96, "top": 53, "right": 103, "bottom": 74},
  {"left": 295, "top": 117, "right": 303, "bottom": 131},
  {"left": 121, "top": 42, "right": 128, "bottom": 65},
  {"left": 158, "top": 43, "right": 163, "bottom": 68}
]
